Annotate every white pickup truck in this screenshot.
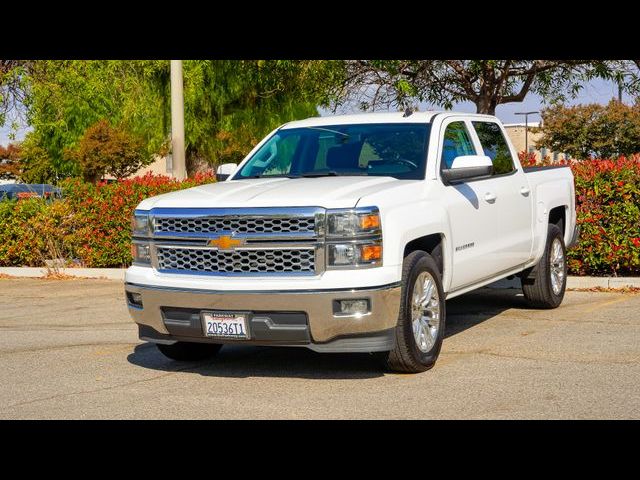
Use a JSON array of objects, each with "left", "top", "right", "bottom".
[{"left": 125, "top": 111, "right": 578, "bottom": 373}]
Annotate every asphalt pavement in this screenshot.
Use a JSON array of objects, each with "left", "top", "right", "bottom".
[{"left": 1, "top": 278, "right": 638, "bottom": 419}]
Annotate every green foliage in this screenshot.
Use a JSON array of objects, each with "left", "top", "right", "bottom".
[
  {"left": 19, "top": 132, "right": 59, "bottom": 183},
  {"left": 21, "top": 60, "right": 341, "bottom": 177},
  {"left": 24, "top": 60, "right": 167, "bottom": 178},
  {"left": 568, "top": 156, "right": 640, "bottom": 276},
  {"left": 179, "top": 60, "right": 338, "bottom": 168},
  {"left": 0, "top": 197, "right": 50, "bottom": 266},
  {"left": 65, "top": 119, "right": 151, "bottom": 182},
  {"left": 537, "top": 100, "right": 640, "bottom": 159},
  {"left": 0, "top": 60, "right": 31, "bottom": 128},
  {"left": 0, "top": 173, "right": 216, "bottom": 268},
  {"left": 2, "top": 160, "right": 640, "bottom": 275}
]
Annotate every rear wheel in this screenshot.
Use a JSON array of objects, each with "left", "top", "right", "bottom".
[
  {"left": 521, "top": 224, "right": 567, "bottom": 308},
  {"left": 380, "top": 251, "right": 446, "bottom": 373},
  {"left": 156, "top": 341, "right": 223, "bottom": 361}
]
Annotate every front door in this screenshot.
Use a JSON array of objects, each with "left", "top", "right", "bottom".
[{"left": 439, "top": 118, "right": 507, "bottom": 290}]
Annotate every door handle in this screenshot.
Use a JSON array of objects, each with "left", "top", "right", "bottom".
[
  {"left": 520, "top": 187, "right": 531, "bottom": 196},
  {"left": 484, "top": 192, "right": 497, "bottom": 203}
]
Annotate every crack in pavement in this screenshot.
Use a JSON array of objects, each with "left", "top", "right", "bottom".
[
  {"left": 0, "top": 321, "right": 131, "bottom": 328},
  {"left": 0, "top": 325, "right": 134, "bottom": 332},
  {"left": 448, "top": 315, "right": 640, "bottom": 327},
  {"left": 0, "top": 342, "right": 140, "bottom": 357},
  {"left": 2, "top": 361, "right": 207, "bottom": 411},
  {"left": 444, "top": 349, "right": 640, "bottom": 366}
]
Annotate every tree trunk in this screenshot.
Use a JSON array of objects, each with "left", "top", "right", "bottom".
[{"left": 475, "top": 96, "right": 497, "bottom": 115}]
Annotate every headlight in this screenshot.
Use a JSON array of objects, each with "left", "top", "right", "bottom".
[
  {"left": 131, "top": 242, "right": 151, "bottom": 265},
  {"left": 131, "top": 211, "right": 151, "bottom": 237},
  {"left": 327, "top": 241, "right": 383, "bottom": 267},
  {"left": 325, "top": 207, "right": 382, "bottom": 268},
  {"left": 326, "top": 208, "right": 381, "bottom": 238}
]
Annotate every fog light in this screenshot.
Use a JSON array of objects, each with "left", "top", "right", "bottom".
[
  {"left": 335, "top": 299, "right": 370, "bottom": 317},
  {"left": 127, "top": 291, "right": 143, "bottom": 308}
]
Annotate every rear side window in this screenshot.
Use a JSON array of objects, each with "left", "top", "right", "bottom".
[
  {"left": 441, "top": 121, "right": 476, "bottom": 168},
  {"left": 472, "top": 122, "right": 516, "bottom": 175}
]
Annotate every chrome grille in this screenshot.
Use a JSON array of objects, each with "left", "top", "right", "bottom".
[
  {"left": 154, "top": 216, "right": 315, "bottom": 234},
  {"left": 156, "top": 247, "right": 316, "bottom": 274}
]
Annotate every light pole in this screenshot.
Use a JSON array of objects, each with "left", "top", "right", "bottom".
[
  {"left": 514, "top": 111, "right": 540, "bottom": 155},
  {"left": 170, "top": 60, "right": 186, "bottom": 180}
]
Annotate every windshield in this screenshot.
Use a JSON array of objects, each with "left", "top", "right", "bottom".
[{"left": 233, "top": 123, "right": 431, "bottom": 180}]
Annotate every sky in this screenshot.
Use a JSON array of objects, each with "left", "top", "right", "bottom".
[
  {"left": 0, "top": 78, "right": 635, "bottom": 147},
  {"left": 320, "top": 77, "right": 635, "bottom": 123}
]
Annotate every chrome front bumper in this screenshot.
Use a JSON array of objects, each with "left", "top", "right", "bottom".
[{"left": 125, "top": 282, "right": 402, "bottom": 352}]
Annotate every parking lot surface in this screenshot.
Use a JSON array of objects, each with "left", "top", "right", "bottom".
[{"left": 1, "top": 278, "right": 639, "bottom": 419}]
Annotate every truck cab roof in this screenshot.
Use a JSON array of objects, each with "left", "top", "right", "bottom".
[{"left": 280, "top": 110, "right": 499, "bottom": 129}]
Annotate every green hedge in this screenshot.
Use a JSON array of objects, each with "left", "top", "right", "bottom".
[
  {"left": 567, "top": 156, "right": 640, "bottom": 276},
  {"left": 0, "top": 173, "right": 215, "bottom": 268},
  {"left": 1, "top": 158, "right": 639, "bottom": 275}
]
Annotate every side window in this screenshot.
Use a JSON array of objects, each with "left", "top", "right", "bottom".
[
  {"left": 441, "top": 121, "right": 475, "bottom": 169},
  {"left": 472, "top": 122, "right": 516, "bottom": 175}
]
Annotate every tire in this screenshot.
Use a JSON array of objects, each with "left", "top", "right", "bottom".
[
  {"left": 521, "top": 224, "right": 567, "bottom": 309},
  {"left": 380, "top": 250, "right": 446, "bottom": 373},
  {"left": 156, "top": 341, "right": 223, "bottom": 361}
]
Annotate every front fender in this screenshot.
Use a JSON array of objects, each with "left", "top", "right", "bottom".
[{"left": 380, "top": 201, "right": 451, "bottom": 289}]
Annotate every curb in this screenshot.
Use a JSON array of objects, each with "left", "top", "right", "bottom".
[
  {"left": 489, "top": 276, "right": 640, "bottom": 290},
  {"left": 1, "top": 267, "right": 639, "bottom": 289},
  {"left": 0, "top": 267, "right": 126, "bottom": 281}
]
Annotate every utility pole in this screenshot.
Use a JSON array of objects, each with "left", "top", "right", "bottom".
[
  {"left": 514, "top": 111, "right": 540, "bottom": 155},
  {"left": 170, "top": 60, "right": 186, "bottom": 180}
]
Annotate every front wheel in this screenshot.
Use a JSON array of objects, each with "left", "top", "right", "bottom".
[
  {"left": 521, "top": 223, "right": 567, "bottom": 308},
  {"left": 380, "top": 251, "right": 446, "bottom": 373}
]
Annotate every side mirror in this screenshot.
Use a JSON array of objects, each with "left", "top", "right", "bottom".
[
  {"left": 216, "top": 163, "right": 238, "bottom": 182},
  {"left": 441, "top": 155, "right": 493, "bottom": 183}
]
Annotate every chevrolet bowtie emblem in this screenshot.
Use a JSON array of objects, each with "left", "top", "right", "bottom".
[{"left": 207, "top": 235, "right": 244, "bottom": 250}]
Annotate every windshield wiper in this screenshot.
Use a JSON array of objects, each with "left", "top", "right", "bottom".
[
  {"left": 299, "top": 171, "right": 369, "bottom": 178},
  {"left": 250, "top": 174, "right": 299, "bottom": 179},
  {"left": 299, "top": 170, "right": 339, "bottom": 178}
]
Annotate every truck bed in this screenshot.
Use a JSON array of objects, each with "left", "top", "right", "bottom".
[{"left": 522, "top": 165, "right": 570, "bottom": 173}]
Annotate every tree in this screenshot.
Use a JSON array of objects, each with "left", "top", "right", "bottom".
[
  {"left": 22, "top": 60, "right": 162, "bottom": 179},
  {"left": 536, "top": 100, "right": 640, "bottom": 159},
  {"left": 18, "top": 132, "right": 57, "bottom": 183},
  {"left": 0, "top": 60, "right": 31, "bottom": 128},
  {"left": 332, "top": 60, "right": 639, "bottom": 115},
  {"left": 66, "top": 120, "right": 150, "bottom": 183},
  {"left": 170, "top": 60, "right": 341, "bottom": 171},
  {"left": 0, "top": 143, "right": 22, "bottom": 180},
  {"left": 20, "top": 60, "right": 341, "bottom": 177}
]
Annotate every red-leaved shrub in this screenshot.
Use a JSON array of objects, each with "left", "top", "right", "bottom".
[
  {"left": 519, "top": 152, "right": 640, "bottom": 276},
  {"left": 1, "top": 159, "right": 639, "bottom": 276},
  {"left": 568, "top": 155, "right": 640, "bottom": 276},
  {"left": 0, "top": 172, "right": 215, "bottom": 268}
]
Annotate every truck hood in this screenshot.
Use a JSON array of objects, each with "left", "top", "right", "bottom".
[{"left": 137, "top": 176, "right": 420, "bottom": 210}]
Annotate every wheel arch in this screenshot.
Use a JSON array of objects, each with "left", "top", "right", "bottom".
[
  {"left": 548, "top": 205, "right": 566, "bottom": 238},
  {"left": 402, "top": 232, "right": 449, "bottom": 289}
]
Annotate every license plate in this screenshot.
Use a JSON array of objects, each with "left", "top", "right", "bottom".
[{"left": 201, "top": 311, "right": 249, "bottom": 339}]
